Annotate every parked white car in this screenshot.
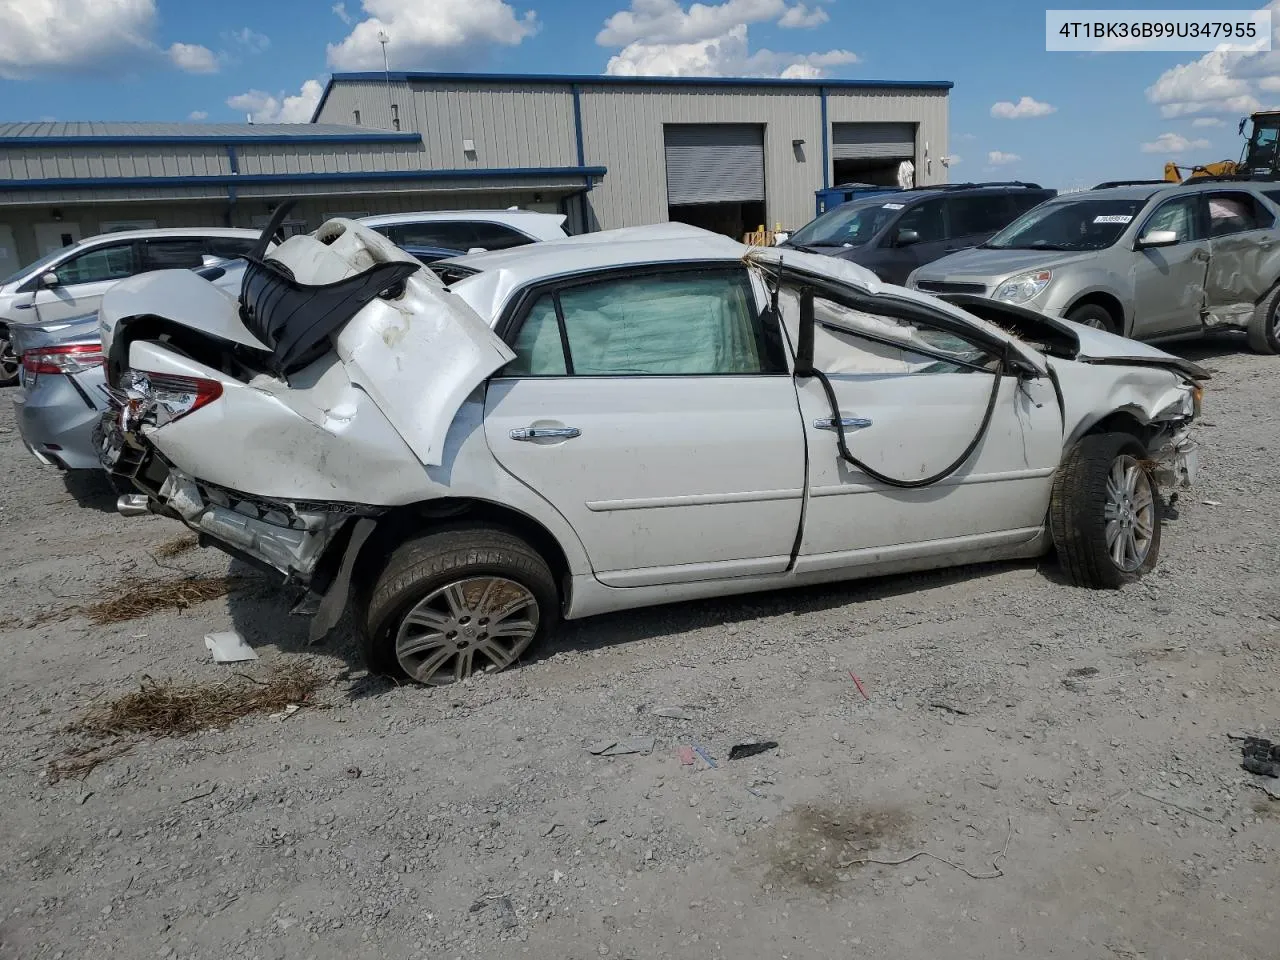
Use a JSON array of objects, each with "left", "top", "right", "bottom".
[
  {"left": 98, "top": 218, "right": 1205, "bottom": 685},
  {"left": 0, "top": 228, "right": 261, "bottom": 387}
]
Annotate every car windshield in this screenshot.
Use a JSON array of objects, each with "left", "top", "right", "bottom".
[
  {"left": 787, "top": 197, "right": 905, "bottom": 247},
  {"left": 984, "top": 198, "right": 1144, "bottom": 251},
  {"left": 1, "top": 247, "right": 70, "bottom": 286}
]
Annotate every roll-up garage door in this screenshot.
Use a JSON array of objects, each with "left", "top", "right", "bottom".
[
  {"left": 664, "top": 124, "right": 765, "bottom": 205},
  {"left": 831, "top": 122, "right": 916, "bottom": 160}
]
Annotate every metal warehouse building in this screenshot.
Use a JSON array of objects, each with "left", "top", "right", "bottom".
[{"left": 0, "top": 72, "right": 950, "bottom": 271}]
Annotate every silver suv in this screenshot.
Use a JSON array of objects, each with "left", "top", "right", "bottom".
[{"left": 906, "top": 179, "right": 1280, "bottom": 353}]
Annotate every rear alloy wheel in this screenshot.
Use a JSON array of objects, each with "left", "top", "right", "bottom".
[
  {"left": 362, "top": 526, "right": 558, "bottom": 685},
  {"left": 1246, "top": 283, "right": 1280, "bottom": 354},
  {"left": 0, "top": 326, "right": 18, "bottom": 387},
  {"left": 1050, "top": 432, "right": 1162, "bottom": 588},
  {"left": 1066, "top": 303, "right": 1118, "bottom": 335}
]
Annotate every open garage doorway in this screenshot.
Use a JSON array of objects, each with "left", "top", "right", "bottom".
[
  {"left": 831, "top": 122, "right": 917, "bottom": 187},
  {"left": 665, "top": 124, "right": 766, "bottom": 240}
]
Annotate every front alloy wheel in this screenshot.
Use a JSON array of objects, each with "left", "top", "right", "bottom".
[{"left": 1049, "top": 432, "right": 1163, "bottom": 588}]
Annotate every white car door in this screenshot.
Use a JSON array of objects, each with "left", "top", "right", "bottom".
[
  {"left": 784, "top": 294, "right": 1063, "bottom": 573},
  {"left": 32, "top": 239, "right": 140, "bottom": 324},
  {"left": 483, "top": 265, "right": 807, "bottom": 588}
]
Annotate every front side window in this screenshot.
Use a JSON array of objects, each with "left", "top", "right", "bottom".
[
  {"left": 206, "top": 237, "right": 257, "bottom": 260},
  {"left": 54, "top": 243, "right": 139, "bottom": 285},
  {"left": 809, "top": 295, "right": 997, "bottom": 376},
  {"left": 1142, "top": 196, "right": 1201, "bottom": 243},
  {"left": 895, "top": 198, "right": 946, "bottom": 243},
  {"left": 1206, "top": 191, "right": 1273, "bottom": 237},
  {"left": 391, "top": 221, "right": 477, "bottom": 251},
  {"left": 505, "top": 269, "right": 783, "bottom": 377},
  {"left": 985, "top": 198, "right": 1145, "bottom": 251}
]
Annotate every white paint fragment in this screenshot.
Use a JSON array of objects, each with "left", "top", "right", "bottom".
[{"left": 204, "top": 631, "right": 259, "bottom": 664}]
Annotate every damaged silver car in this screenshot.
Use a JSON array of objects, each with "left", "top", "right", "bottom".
[{"left": 98, "top": 210, "right": 1207, "bottom": 685}]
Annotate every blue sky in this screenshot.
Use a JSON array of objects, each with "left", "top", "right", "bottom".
[{"left": 1, "top": 0, "right": 1277, "bottom": 190}]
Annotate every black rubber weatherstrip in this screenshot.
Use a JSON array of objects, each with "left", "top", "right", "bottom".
[{"left": 803, "top": 356, "right": 1007, "bottom": 490}]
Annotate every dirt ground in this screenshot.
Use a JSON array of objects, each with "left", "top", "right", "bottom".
[{"left": 0, "top": 337, "right": 1277, "bottom": 960}]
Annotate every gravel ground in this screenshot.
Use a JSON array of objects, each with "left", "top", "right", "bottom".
[{"left": 1, "top": 337, "right": 1277, "bottom": 960}]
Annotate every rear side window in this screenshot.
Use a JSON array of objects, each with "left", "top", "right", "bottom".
[
  {"left": 205, "top": 237, "right": 257, "bottom": 260},
  {"left": 1010, "top": 192, "right": 1051, "bottom": 216},
  {"left": 1206, "top": 191, "right": 1274, "bottom": 237},
  {"left": 389, "top": 221, "right": 477, "bottom": 251},
  {"left": 505, "top": 269, "right": 784, "bottom": 377},
  {"left": 143, "top": 238, "right": 210, "bottom": 270},
  {"left": 946, "top": 195, "right": 1015, "bottom": 237},
  {"left": 469, "top": 222, "right": 536, "bottom": 251},
  {"left": 55, "top": 243, "right": 139, "bottom": 284}
]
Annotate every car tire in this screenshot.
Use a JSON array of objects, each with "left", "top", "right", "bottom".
[
  {"left": 0, "top": 324, "right": 18, "bottom": 387},
  {"left": 1246, "top": 284, "right": 1280, "bottom": 354},
  {"left": 1049, "top": 432, "right": 1162, "bottom": 589},
  {"left": 361, "top": 525, "right": 559, "bottom": 685},
  {"left": 1065, "top": 303, "right": 1118, "bottom": 335}
]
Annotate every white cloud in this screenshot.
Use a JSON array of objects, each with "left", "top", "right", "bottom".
[
  {"left": 1141, "top": 132, "right": 1212, "bottom": 154},
  {"left": 778, "top": 2, "right": 828, "bottom": 28},
  {"left": 168, "top": 42, "right": 219, "bottom": 73},
  {"left": 332, "top": 2, "right": 352, "bottom": 24},
  {"left": 0, "top": 0, "right": 157, "bottom": 78},
  {"left": 1191, "top": 116, "right": 1224, "bottom": 127},
  {"left": 1147, "top": 4, "right": 1280, "bottom": 118},
  {"left": 228, "top": 27, "right": 270, "bottom": 53},
  {"left": 987, "top": 150, "right": 1021, "bottom": 165},
  {"left": 990, "top": 95, "right": 1056, "bottom": 119},
  {"left": 327, "top": 0, "right": 537, "bottom": 70},
  {"left": 605, "top": 22, "right": 855, "bottom": 77},
  {"left": 598, "top": 0, "right": 787, "bottom": 45},
  {"left": 227, "top": 79, "right": 324, "bottom": 123},
  {"left": 599, "top": 1, "right": 855, "bottom": 78},
  {"left": 188, "top": 110, "right": 208, "bottom": 121}
]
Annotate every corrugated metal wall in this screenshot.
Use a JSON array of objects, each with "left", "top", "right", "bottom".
[
  {"left": 826, "top": 88, "right": 949, "bottom": 186},
  {"left": 578, "top": 84, "right": 824, "bottom": 231},
  {"left": 0, "top": 145, "right": 231, "bottom": 181}
]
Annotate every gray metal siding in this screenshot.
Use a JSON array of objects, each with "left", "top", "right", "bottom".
[
  {"left": 0, "top": 145, "right": 231, "bottom": 181},
  {"left": 310, "top": 80, "right": 418, "bottom": 133},
  {"left": 235, "top": 142, "right": 424, "bottom": 175},
  {"left": 825, "top": 88, "right": 948, "bottom": 185},
  {"left": 580, "top": 85, "right": 824, "bottom": 232},
  {"left": 664, "top": 124, "right": 764, "bottom": 205},
  {"left": 831, "top": 122, "right": 916, "bottom": 159}
]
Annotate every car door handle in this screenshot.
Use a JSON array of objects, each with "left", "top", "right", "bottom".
[
  {"left": 814, "top": 416, "right": 873, "bottom": 431},
  {"left": 510, "top": 426, "right": 581, "bottom": 441},
  {"left": 14, "top": 302, "right": 32, "bottom": 310},
  {"left": 1191, "top": 249, "right": 1210, "bottom": 262}
]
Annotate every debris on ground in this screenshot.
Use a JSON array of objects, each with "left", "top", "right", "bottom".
[
  {"left": 72, "top": 663, "right": 322, "bottom": 738},
  {"left": 677, "top": 746, "right": 696, "bottom": 766},
  {"left": 694, "top": 745, "right": 717, "bottom": 768},
  {"left": 928, "top": 701, "right": 970, "bottom": 716},
  {"left": 728, "top": 740, "right": 779, "bottom": 760},
  {"left": 588, "top": 736, "right": 656, "bottom": 757},
  {"left": 46, "top": 740, "right": 136, "bottom": 784},
  {"left": 848, "top": 670, "right": 870, "bottom": 701},
  {"left": 1241, "top": 737, "right": 1280, "bottom": 778},
  {"left": 652, "top": 706, "right": 700, "bottom": 720},
  {"left": 152, "top": 534, "right": 200, "bottom": 559},
  {"left": 79, "top": 575, "right": 246, "bottom": 625},
  {"left": 204, "top": 630, "right": 259, "bottom": 664}
]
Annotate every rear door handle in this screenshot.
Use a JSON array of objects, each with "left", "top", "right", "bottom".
[
  {"left": 814, "top": 416, "right": 873, "bottom": 431},
  {"left": 510, "top": 426, "right": 581, "bottom": 441},
  {"left": 14, "top": 303, "right": 32, "bottom": 310}
]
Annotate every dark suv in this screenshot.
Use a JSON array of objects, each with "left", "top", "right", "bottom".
[{"left": 781, "top": 182, "right": 1056, "bottom": 285}]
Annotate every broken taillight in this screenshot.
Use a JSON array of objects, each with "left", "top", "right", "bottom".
[
  {"left": 22, "top": 343, "right": 105, "bottom": 376},
  {"left": 137, "top": 371, "right": 224, "bottom": 423}
]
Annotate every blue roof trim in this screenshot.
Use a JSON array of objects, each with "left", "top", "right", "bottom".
[
  {"left": 310, "top": 71, "right": 953, "bottom": 122},
  {"left": 0, "top": 132, "right": 423, "bottom": 146},
  {"left": 0, "top": 166, "right": 608, "bottom": 193}
]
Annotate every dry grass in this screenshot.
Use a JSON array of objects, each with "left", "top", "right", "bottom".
[
  {"left": 74, "top": 663, "right": 323, "bottom": 739},
  {"left": 153, "top": 534, "right": 199, "bottom": 560},
  {"left": 46, "top": 740, "right": 137, "bottom": 783},
  {"left": 82, "top": 575, "right": 243, "bottom": 625}
]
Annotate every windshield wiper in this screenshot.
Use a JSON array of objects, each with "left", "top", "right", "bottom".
[
  {"left": 987, "top": 243, "right": 1075, "bottom": 251},
  {"left": 785, "top": 242, "right": 826, "bottom": 254}
]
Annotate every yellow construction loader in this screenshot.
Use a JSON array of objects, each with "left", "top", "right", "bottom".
[{"left": 1162, "top": 111, "right": 1280, "bottom": 182}]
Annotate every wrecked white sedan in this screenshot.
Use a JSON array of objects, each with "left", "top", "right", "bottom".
[{"left": 97, "top": 214, "right": 1206, "bottom": 685}]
